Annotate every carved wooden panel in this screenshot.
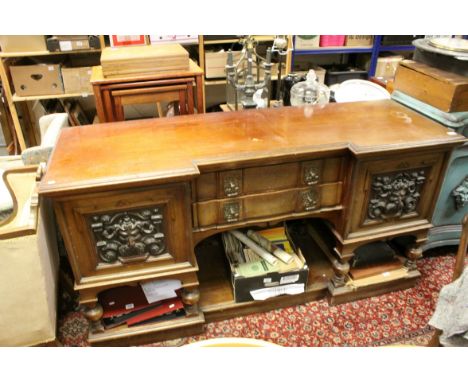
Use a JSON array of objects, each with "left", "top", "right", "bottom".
[
  {"left": 347, "top": 151, "right": 447, "bottom": 237},
  {"left": 367, "top": 169, "right": 426, "bottom": 222},
  {"left": 89, "top": 206, "right": 166, "bottom": 264},
  {"left": 54, "top": 183, "right": 195, "bottom": 284},
  {"left": 452, "top": 176, "right": 468, "bottom": 210}
]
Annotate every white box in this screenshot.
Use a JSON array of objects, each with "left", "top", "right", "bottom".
[{"left": 149, "top": 35, "right": 198, "bottom": 45}]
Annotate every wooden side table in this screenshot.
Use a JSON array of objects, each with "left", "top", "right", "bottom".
[{"left": 91, "top": 60, "right": 204, "bottom": 122}]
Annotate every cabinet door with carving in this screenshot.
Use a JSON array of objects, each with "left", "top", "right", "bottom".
[
  {"left": 347, "top": 151, "right": 448, "bottom": 237},
  {"left": 54, "top": 183, "right": 196, "bottom": 286}
]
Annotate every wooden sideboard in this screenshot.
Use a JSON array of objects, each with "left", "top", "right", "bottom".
[{"left": 39, "top": 100, "right": 466, "bottom": 345}]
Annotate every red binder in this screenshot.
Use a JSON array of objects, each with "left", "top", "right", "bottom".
[
  {"left": 99, "top": 285, "right": 149, "bottom": 318},
  {"left": 127, "top": 297, "right": 184, "bottom": 326}
]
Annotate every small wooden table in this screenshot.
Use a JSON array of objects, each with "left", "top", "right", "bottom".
[{"left": 91, "top": 60, "right": 204, "bottom": 122}]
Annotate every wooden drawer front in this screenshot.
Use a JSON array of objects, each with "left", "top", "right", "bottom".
[
  {"left": 349, "top": 152, "right": 446, "bottom": 234},
  {"left": 55, "top": 183, "right": 195, "bottom": 283},
  {"left": 195, "top": 182, "right": 342, "bottom": 228},
  {"left": 195, "top": 157, "right": 344, "bottom": 201}
]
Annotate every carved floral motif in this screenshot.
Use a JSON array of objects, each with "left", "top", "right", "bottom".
[
  {"left": 452, "top": 176, "right": 468, "bottom": 210},
  {"left": 90, "top": 207, "right": 166, "bottom": 264},
  {"left": 368, "top": 169, "right": 426, "bottom": 221}
]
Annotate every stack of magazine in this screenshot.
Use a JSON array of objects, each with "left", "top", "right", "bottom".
[
  {"left": 222, "top": 226, "right": 306, "bottom": 278},
  {"left": 98, "top": 280, "right": 185, "bottom": 330}
]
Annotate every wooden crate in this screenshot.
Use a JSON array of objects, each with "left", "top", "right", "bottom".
[
  {"left": 394, "top": 60, "right": 468, "bottom": 112},
  {"left": 101, "top": 44, "right": 189, "bottom": 78}
]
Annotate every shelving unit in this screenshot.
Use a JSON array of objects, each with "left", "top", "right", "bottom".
[
  {"left": 291, "top": 35, "right": 416, "bottom": 78},
  {"left": 0, "top": 36, "right": 103, "bottom": 152}
]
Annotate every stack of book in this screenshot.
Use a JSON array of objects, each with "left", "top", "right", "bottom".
[{"left": 98, "top": 281, "right": 185, "bottom": 330}]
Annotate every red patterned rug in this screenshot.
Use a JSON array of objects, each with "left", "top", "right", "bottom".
[{"left": 57, "top": 252, "right": 456, "bottom": 347}]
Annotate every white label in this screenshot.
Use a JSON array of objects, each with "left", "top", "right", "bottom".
[
  {"left": 125, "top": 303, "right": 134, "bottom": 310},
  {"left": 59, "top": 40, "right": 73, "bottom": 51},
  {"left": 48, "top": 66, "right": 55, "bottom": 71},
  {"left": 280, "top": 274, "right": 299, "bottom": 285},
  {"left": 263, "top": 277, "right": 272, "bottom": 284}
]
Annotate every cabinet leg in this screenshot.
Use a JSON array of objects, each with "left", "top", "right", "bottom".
[
  {"left": 82, "top": 302, "right": 104, "bottom": 334},
  {"left": 331, "top": 258, "right": 351, "bottom": 288},
  {"left": 405, "top": 245, "right": 423, "bottom": 271},
  {"left": 181, "top": 287, "right": 200, "bottom": 317}
]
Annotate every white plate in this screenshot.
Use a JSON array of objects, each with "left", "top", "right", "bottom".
[{"left": 333, "top": 79, "right": 391, "bottom": 103}]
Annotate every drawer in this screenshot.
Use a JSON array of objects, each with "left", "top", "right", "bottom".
[
  {"left": 54, "top": 183, "right": 196, "bottom": 284},
  {"left": 348, "top": 152, "right": 447, "bottom": 235},
  {"left": 195, "top": 156, "right": 344, "bottom": 201},
  {"left": 194, "top": 182, "right": 342, "bottom": 228}
]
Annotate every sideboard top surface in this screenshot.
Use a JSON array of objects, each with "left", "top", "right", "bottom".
[{"left": 39, "top": 100, "right": 466, "bottom": 196}]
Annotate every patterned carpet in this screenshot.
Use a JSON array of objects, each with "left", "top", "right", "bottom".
[{"left": 57, "top": 252, "right": 456, "bottom": 347}]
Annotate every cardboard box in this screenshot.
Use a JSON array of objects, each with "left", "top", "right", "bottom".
[
  {"left": 10, "top": 64, "right": 64, "bottom": 97},
  {"left": 61, "top": 67, "right": 93, "bottom": 93},
  {"left": 295, "top": 35, "right": 320, "bottom": 50},
  {"left": 205, "top": 50, "right": 242, "bottom": 78},
  {"left": 224, "top": 227, "right": 309, "bottom": 303},
  {"left": 374, "top": 55, "right": 404, "bottom": 79},
  {"left": 345, "top": 35, "right": 373, "bottom": 47},
  {"left": 394, "top": 60, "right": 468, "bottom": 112},
  {"left": 0, "top": 35, "right": 47, "bottom": 53}
]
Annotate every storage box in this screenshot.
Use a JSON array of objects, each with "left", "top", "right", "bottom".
[
  {"left": 46, "top": 35, "right": 101, "bottom": 52},
  {"left": 324, "top": 66, "right": 367, "bottom": 86},
  {"left": 205, "top": 50, "right": 242, "bottom": 78},
  {"left": 295, "top": 35, "right": 320, "bottom": 50},
  {"left": 10, "top": 64, "right": 64, "bottom": 97},
  {"left": 320, "top": 35, "right": 345, "bottom": 47},
  {"left": 345, "top": 35, "right": 373, "bottom": 47},
  {"left": 61, "top": 67, "right": 93, "bottom": 93},
  {"left": 101, "top": 44, "right": 189, "bottom": 78},
  {"left": 381, "top": 35, "right": 423, "bottom": 46},
  {"left": 149, "top": 35, "right": 198, "bottom": 45},
  {"left": 374, "top": 55, "right": 404, "bottom": 79},
  {"left": 0, "top": 35, "right": 47, "bottom": 53},
  {"left": 394, "top": 60, "right": 468, "bottom": 112},
  {"left": 223, "top": 227, "right": 309, "bottom": 303}
]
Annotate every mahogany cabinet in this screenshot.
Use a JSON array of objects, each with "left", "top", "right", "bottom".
[{"left": 39, "top": 100, "right": 466, "bottom": 344}]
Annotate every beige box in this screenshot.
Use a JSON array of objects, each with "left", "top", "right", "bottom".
[
  {"left": 10, "top": 64, "right": 64, "bottom": 97},
  {"left": 295, "top": 35, "right": 320, "bottom": 50},
  {"left": 61, "top": 67, "right": 93, "bottom": 93},
  {"left": 375, "top": 56, "right": 404, "bottom": 79},
  {"left": 0, "top": 35, "right": 47, "bottom": 53},
  {"left": 205, "top": 50, "right": 242, "bottom": 78},
  {"left": 345, "top": 35, "right": 373, "bottom": 47}
]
